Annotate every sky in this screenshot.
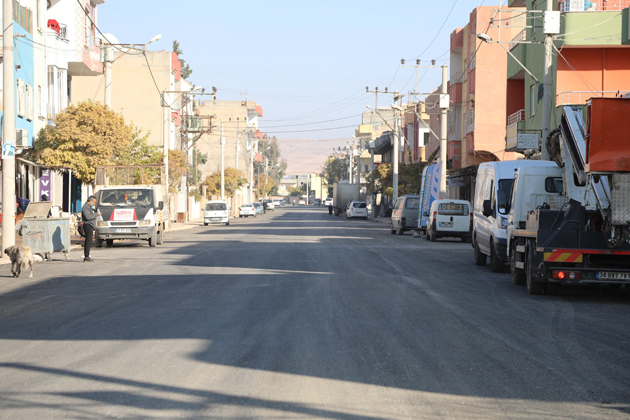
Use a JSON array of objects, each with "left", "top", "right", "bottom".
[{"left": 99, "top": 0, "right": 498, "bottom": 175}]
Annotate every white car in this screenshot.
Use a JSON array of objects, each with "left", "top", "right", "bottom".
[
  {"left": 324, "top": 198, "right": 333, "bottom": 206},
  {"left": 273, "top": 199, "right": 282, "bottom": 208},
  {"left": 346, "top": 201, "right": 368, "bottom": 219},
  {"left": 239, "top": 203, "right": 257, "bottom": 217},
  {"left": 262, "top": 199, "right": 275, "bottom": 211},
  {"left": 204, "top": 200, "right": 230, "bottom": 226},
  {"left": 425, "top": 199, "right": 472, "bottom": 242}
]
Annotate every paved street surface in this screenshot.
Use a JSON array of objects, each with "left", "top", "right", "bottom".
[{"left": 1, "top": 206, "right": 629, "bottom": 419}]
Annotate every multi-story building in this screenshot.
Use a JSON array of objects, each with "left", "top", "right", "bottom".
[
  {"left": 72, "top": 47, "right": 182, "bottom": 150},
  {"left": 427, "top": 5, "right": 523, "bottom": 200},
  {"left": 1, "top": 0, "right": 105, "bottom": 213},
  {"left": 505, "top": 0, "right": 630, "bottom": 155}
]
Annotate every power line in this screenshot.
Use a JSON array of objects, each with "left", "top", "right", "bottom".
[
  {"left": 258, "top": 115, "right": 360, "bottom": 129},
  {"left": 143, "top": 51, "right": 163, "bottom": 96},
  {"left": 414, "top": 0, "right": 459, "bottom": 60}
]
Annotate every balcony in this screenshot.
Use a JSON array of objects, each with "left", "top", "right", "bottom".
[
  {"left": 559, "top": 0, "right": 630, "bottom": 11},
  {"left": 506, "top": 109, "right": 539, "bottom": 152},
  {"left": 509, "top": 29, "right": 526, "bottom": 51},
  {"left": 556, "top": 91, "right": 630, "bottom": 106},
  {"left": 560, "top": 5, "right": 628, "bottom": 46}
]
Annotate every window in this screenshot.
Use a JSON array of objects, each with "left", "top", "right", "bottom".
[
  {"left": 405, "top": 198, "right": 420, "bottom": 210},
  {"left": 530, "top": 84, "right": 536, "bottom": 116},
  {"left": 205, "top": 203, "right": 227, "bottom": 211},
  {"left": 424, "top": 132, "right": 430, "bottom": 145},
  {"left": 545, "top": 177, "right": 564, "bottom": 193}
]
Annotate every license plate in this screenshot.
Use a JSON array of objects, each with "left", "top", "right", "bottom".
[
  {"left": 597, "top": 271, "right": 630, "bottom": 280},
  {"left": 439, "top": 222, "right": 453, "bottom": 228},
  {"left": 114, "top": 228, "right": 131, "bottom": 233},
  {"left": 212, "top": 218, "right": 222, "bottom": 221}
]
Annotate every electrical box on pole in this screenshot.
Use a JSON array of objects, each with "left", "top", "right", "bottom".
[{"left": 543, "top": 11, "right": 561, "bottom": 34}]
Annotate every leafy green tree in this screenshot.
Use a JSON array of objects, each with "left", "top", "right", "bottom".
[
  {"left": 173, "top": 40, "right": 193, "bottom": 80},
  {"left": 204, "top": 167, "right": 247, "bottom": 198},
  {"left": 322, "top": 157, "right": 348, "bottom": 195},
  {"left": 35, "top": 101, "right": 161, "bottom": 185},
  {"left": 288, "top": 186, "right": 302, "bottom": 197},
  {"left": 255, "top": 175, "right": 275, "bottom": 198}
]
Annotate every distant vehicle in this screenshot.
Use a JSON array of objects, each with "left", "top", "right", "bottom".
[
  {"left": 239, "top": 203, "right": 257, "bottom": 218},
  {"left": 252, "top": 202, "right": 264, "bottom": 215},
  {"left": 324, "top": 197, "right": 333, "bottom": 206},
  {"left": 391, "top": 194, "right": 420, "bottom": 235},
  {"left": 204, "top": 200, "right": 230, "bottom": 226},
  {"left": 332, "top": 182, "right": 359, "bottom": 215},
  {"left": 425, "top": 199, "right": 472, "bottom": 242},
  {"left": 314, "top": 199, "right": 322, "bottom": 206},
  {"left": 273, "top": 199, "right": 282, "bottom": 207},
  {"left": 346, "top": 201, "right": 368, "bottom": 219},
  {"left": 280, "top": 199, "right": 285, "bottom": 206},
  {"left": 298, "top": 199, "right": 306, "bottom": 205}
]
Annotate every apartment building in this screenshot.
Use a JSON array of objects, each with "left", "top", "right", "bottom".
[{"left": 506, "top": 0, "right": 630, "bottom": 154}]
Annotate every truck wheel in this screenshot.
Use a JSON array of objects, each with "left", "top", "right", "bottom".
[
  {"left": 429, "top": 230, "right": 436, "bottom": 242},
  {"left": 473, "top": 238, "right": 487, "bottom": 266},
  {"left": 156, "top": 229, "right": 163, "bottom": 245},
  {"left": 149, "top": 230, "right": 157, "bottom": 247},
  {"left": 526, "top": 244, "right": 545, "bottom": 295},
  {"left": 489, "top": 242, "right": 504, "bottom": 273},
  {"left": 106, "top": 239, "right": 114, "bottom": 247}
]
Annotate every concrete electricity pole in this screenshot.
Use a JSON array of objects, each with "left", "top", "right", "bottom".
[
  {"left": 104, "top": 44, "right": 113, "bottom": 107},
  {"left": 220, "top": 122, "right": 225, "bottom": 200},
  {"left": 162, "top": 91, "right": 170, "bottom": 173},
  {"left": 439, "top": 64, "right": 448, "bottom": 199},
  {"left": 392, "top": 96, "right": 400, "bottom": 201},
  {"left": 541, "top": 1, "right": 556, "bottom": 161},
  {"left": 2, "top": 0, "right": 16, "bottom": 251}
]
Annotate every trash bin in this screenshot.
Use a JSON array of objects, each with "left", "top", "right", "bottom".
[
  {"left": 177, "top": 212, "right": 186, "bottom": 223},
  {"left": 21, "top": 202, "right": 71, "bottom": 261}
]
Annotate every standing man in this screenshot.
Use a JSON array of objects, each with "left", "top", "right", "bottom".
[
  {"left": 262, "top": 199, "right": 267, "bottom": 214},
  {"left": 82, "top": 195, "right": 101, "bottom": 262}
]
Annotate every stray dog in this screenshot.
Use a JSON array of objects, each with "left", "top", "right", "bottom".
[{"left": 4, "top": 245, "right": 34, "bottom": 278}]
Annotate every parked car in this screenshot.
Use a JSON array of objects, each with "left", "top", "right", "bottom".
[
  {"left": 204, "top": 200, "right": 230, "bottom": 226},
  {"left": 280, "top": 199, "right": 285, "bottom": 206},
  {"left": 314, "top": 198, "right": 322, "bottom": 206},
  {"left": 298, "top": 199, "right": 306, "bottom": 205},
  {"left": 425, "top": 199, "right": 473, "bottom": 242},
  {"left": 239, "top": 203, "right": 257, "bottom": 218},
  {"left": 390, "top": 194, "right": 420, "bottom": 235},
  {"left": 273, "top": 199, "right": 282, "bottom": 208},
  {"left": 324, "top": 197, "right": 333, "bottom": 206},
  {"left": 252, "top": 202, "right": 264, "bottom": 215},
  {"left": 346, "top": 201, "right": 368, "bottom": 219},
  {"left": 472, "top": 160, "right": 548, "bottom": 272}
]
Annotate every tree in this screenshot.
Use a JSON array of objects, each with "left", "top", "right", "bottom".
[
  {"left": 288, "top": 186, "right": 302, "bottom": 197},
  {"left": 34, "top": 101, "right": 161, "bottom": 185},
  {"left": 204, "top": 167, "right": 247, "bottom": 198},
  {"left": 172, "top": 40, "right": 192, "bottom": 80},
  {"left": 257, "top": 136, "right": 286, "bottom": 183},
  {"left": 191, "top": 149, "right": 208, "bottom": 186},
  {"left": 322, "top": 157, "right": 348, "bottom": 195},
  {"left": 168, "top": 149, "right": 188, "bottom": 193},
  {"left": 256, "top": 175, "right": 275, "bottom": 198}
]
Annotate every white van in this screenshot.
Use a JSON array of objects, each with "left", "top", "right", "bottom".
[
  {"left": 204, "top": 200, "right": 230, "bottom": 226},
  {"left": 473, "top": 160, "right": 549, "bottom": 271},
  {"left": 425, "top": 199, "right": 472, "bottom": 242}
]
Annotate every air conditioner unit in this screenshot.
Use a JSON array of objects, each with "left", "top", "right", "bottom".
[{"left": 15, "top": 129, "right": 29, "bottom": 148}]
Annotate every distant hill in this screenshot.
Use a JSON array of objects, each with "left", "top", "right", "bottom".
[{"left": 279, "top": 138, "right": 348, "bottom": 175}]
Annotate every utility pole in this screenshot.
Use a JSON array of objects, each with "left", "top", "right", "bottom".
[
  {"left": 401, "top": 59, "right": 423, "bottom": 102},
  {"left": 162, "top": 90, "right": 169, "bottom": 176},
  {"left": 439, "top": 65, "right": 448, "bottom": 199},
  {"left": 541, "top": 1, "right": 556, "bottom": 161},
  {"left": 248, "top": 136, "right": 255, "bottom": 203},
  {"left": 104, "top": 44, "right": 113, "bottom": 107},
  {"left": 220, "top": 122, "right": 225, "bottom": 200},
  {"left": 392, "top": 93, "right": 400, "bottom": 201},
  {"left": 2, "top": 0, "right": 16, "bottom": 251},
  {"left": 235, "top": 123, "right": 240, "bottom": 170},
  {"left": 366, "top": 88, "right": 379, "bottom": 217}
]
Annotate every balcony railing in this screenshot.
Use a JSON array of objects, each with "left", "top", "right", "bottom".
[
  {"left": 509, "top": 29, "right": 526, "bottom": 51},
  {"left": 508, "top": 109, "right": 525, "bottom": 126},
  {"left": 556, "top": 91, "right": 630, "bottom": 105},
  {"left": 559, "top": 0, "right": 630, "bottom": 11}
]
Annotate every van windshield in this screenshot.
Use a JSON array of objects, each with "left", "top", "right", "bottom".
[
  {"left": 206, "top": 203, "right": 227, "bottom": 211},
  {"left": 99, "top": 189, "right": 153, "bottom": 207}
]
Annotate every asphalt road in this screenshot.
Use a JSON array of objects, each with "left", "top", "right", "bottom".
[{"left": 1, "top": 206, "right": 629, "bottom": 419}]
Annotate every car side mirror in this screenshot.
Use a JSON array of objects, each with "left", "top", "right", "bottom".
[
  {"left": 157, "top": 201, "right": 164, "bottom": 210},
  {"left": 482, "top": 199, "right": 492, "bottom": 217}
]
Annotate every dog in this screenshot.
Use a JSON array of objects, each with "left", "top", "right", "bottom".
[{"left": 4, "top": 245, "right": 34, "bottom": 278}]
